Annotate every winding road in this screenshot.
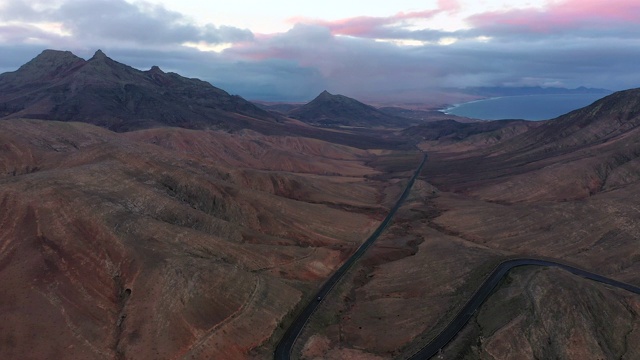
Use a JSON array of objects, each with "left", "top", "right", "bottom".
[
  {"left": 274, "top": 153, "right": 428, "bottom": 360},
  {"left": 274, "top": 151, "right": 640, "bottom": 360},
  {"left": 408, "top": 258, "right": 640, "bottom": 360}
]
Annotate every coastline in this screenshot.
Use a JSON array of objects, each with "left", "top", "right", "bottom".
[
  {"left": 438, "top": 93, "right": 610, "bottom": 120},
  {"left": 438, "top": 96, "right": 497, "bottom": 114}
]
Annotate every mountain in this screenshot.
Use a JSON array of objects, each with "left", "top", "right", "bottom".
[
  {"left": 295, "top": 89, "right": 640, "bottom": 359},
  {"left": 494, "top": 87, "right": 640, "bottom": 156},
  {"left": 402, "top": 119, "right": 539, "bottom": 142},
  {"left": 0, "top": 49, "right": 278, "bottom": 132},
  {"left": 0, "top": 50, "right": 412, "bottom": 149},
  {"left": 0, "top": 117, "right": 419, "bottom": 359},
  {"left": 0, "top": 53, "right": 423, "bottom": 358},
  {"left": 288, "top": 90, "right": 414, "bottom": 127},
  {"left": 424, "top": 88, "right": 640, "bottom": 202},
  {"left": 399, "top": 88, "right": 640, "bottom": 358},
  {"left": 4, "top": 49, "right": 640, "bottom": 360}
]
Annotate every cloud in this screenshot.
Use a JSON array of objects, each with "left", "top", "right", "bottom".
[
  {"left": 305, "top": 10, "right": 440, "bottom": 38},
  {"left": 0, "top": 23, "right": 57, "bottom": 43},
  {"left": 468, "top": 0, "right": 640, "bottom": 38},
  {"left": 227, "top": 24, "right": 459, "bottom": 100},
  {"left": 1, "top": 0, "right": 640, "bottom": 104},
  {"left": 0, "top": 0, "right": 253, "bottom": 47},
  {"left": 224, "top": 6, "right": 640, "bottom": 102},
  {"left": 113, "top": 46, "right": 328, "bottom": 102},
  {"left": 0, "top": 0, "right": 45, "bottom": 21},
  {"left": 289, "top": 1, "right": 460, "bottom": 41},
  {"left": 207, "top": 59, "right": 328, "bottom": 102}
]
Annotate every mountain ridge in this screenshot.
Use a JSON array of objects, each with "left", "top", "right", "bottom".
[
  {"left": 0, "top": 49, "right": 278, "bottom": 132},
  {"left": 421, "top": 87, "right": 640, "bottom": 202},
  {"left": 494, "top": 87, "right": 640, "bottom": 156}
]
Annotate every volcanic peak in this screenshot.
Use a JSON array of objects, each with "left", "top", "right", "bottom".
[
  {"left": 288, "top": 90, "right": 413, "bottom": 127},
  {"left": 311, "top": 90, "right": 364, "bottom": 106},
  {"left": 33, "top": 49, "right": 83, "bottom": 64},
  {"left": 7, "top": 49, "right": 86, "bottom": 84},
  {"left": 317, "top": 90, "right": 333, "bottom": 98},
  {"left": 0, "top": 49, "right": 277, "bottom": 132},
  {"left": 148, "top": 65, "right": 164, "bottom": 73},
  {"left": 90, "top": 49, "right": 108, "bottom": 60}
]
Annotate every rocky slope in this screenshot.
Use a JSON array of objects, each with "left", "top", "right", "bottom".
[
  {"left": 295, "top": 167, "right": 640, "bottom": 359},
  {"left": 0, "top": 51, "right": 420, "bottom": 150},
  {"left": 447, "top": 266, "right": 640, "bottom": 359},
  {"left": 4, "top": 48, "right": 640, "bottom": 360},
  {"left": 421, "top": 88, "right": 640, "bottom": 202},
  {"left": 0, "top": 118, "right": 415, "bottom": 359},
  {"left": 402, "top": 119, "right": 541, "bottom": 152},
  {"left": 293, "top": 88, "right": 640, "bottom": 359},
  {"left": 0, "top": 49, "right": 278, "bottom": 132},
  {"left": 492, "top": 87, "right": 640, "bottom": 157}
]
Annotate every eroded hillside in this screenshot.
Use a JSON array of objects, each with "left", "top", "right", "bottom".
[
  {"left": 0, "top": 119, "right": 419, "bottom": 359},
  {"left": 294, "top": 88, "right": 640, "bottom": 359}
]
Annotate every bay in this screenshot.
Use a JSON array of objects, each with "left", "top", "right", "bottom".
[{"left": 442, "top": 93, "right": 610, "bottom": 121}]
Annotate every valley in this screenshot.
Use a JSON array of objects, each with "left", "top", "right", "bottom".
[
  {"left": 0, "top": 118, "right": 416, "bottom": 359},
  {"left": 1, "top": 50, "right": 640, "bottom": 360}
]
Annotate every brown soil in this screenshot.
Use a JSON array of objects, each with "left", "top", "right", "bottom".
[
  {"left": 0, "top": 119, "right": 404, "bottom": 359},
  {"left": 295, "top": 92, "right": 640, "bottom": 358}
]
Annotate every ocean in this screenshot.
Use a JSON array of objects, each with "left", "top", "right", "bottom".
[{"left": 442, "top": 93, "right": 610, "bottom": 121}]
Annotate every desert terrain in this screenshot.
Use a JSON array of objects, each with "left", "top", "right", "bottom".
[
  {"left": 0, "top": 117, "right": 426, "bottom": 359},
  {"left": 2, "top": 50, "right": 640, "bottom": 360},
  {"left": 293, "top": 89, "right": 640, "bottom": 359}
]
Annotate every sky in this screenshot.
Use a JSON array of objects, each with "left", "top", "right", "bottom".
[{"left": 1, "top": 0, "right": 640, "bottom": 103}]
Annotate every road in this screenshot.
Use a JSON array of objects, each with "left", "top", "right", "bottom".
[
  {"left": 274, "top": 153, "right": 428, "bottom": 360},
  {"left": 273, "top": 152, "right": 640, "bottom": 360},
  {"left": 408, "top": 258, "right": 640, "bottom": 360}
]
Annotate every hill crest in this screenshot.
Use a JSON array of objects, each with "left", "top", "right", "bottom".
[
  {"left": 288, "top": 90, "right": 414, "bottom": 128},
  {"left": 0, "top": 49, "right": 277, "bottom": 132},
  {"left": 494, "top": 87, "right": 640, "bottom": 156}
]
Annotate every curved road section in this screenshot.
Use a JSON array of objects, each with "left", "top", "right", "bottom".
[
  {"left": 408, "top": 258, "right": 640, "bottom": 360},
  {"left": 274, "top": 153, "right": 428, "bottom": 360}
]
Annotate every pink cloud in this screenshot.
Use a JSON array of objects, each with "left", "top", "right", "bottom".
[
  {"left": 469, "top": 0, "right": 640, "bottom": 34},
  {"left": 287, "top": 2, "right": 459, "bottom": 38},
  {"left": 438, "top": 0, "right": 461, "bottom": 13}
]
